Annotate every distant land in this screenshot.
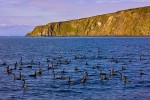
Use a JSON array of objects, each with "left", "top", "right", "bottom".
[{"left": 27, "top": 6, "right": 150, "bottom": 36}]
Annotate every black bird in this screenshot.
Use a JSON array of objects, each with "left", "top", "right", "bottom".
[
  {"left": 60, "top": 72, "right": 68, "bottom": 79},
  {"left": 20, "top": 57, "right": 23, "bottom": 65},
  {"left": 140, "top": 70, "right": 144, "bottom": 75},
  {"left": 47, "top": 58, "right": 50, "bottom": 63},
  {"left": 38, "top": 62, "right": 41, "bottom": 67},
  {"left": 2, "top": 61, "right": 7, "bottom": 65},
  {"left": 112, "top": 68, "right": 118, "bottom": 76},
  {"left": 85, "top": 71, "right": 88, "bottom": 77},
  {"left": 47, "top": 64, "right": 51, "bottom": 70},
  {"left": 68, "top": 76, "right": 73, "bottom": 84},
  {"left": 51, "top": 74, "right": 57, "bottom": 80},
  {"left": 22, "top": 79, "right": 27, "bottom": 88},
  {"left": 121, "top": 66, "right": 126, "bottom": 70},
  {"left": 103, "top": 74, "right": 108, "bottom": 80},
  {"left": 119, "top": 72, "right": 123, "bottom": 80},
  {"left": 75, "top": 67, "right": 82, "bottom": 72},
  {"left": 51, "top": 74, "right": 61, "bottom": 80},
  {"left": 112, "top": 68, "right": 118, "bottom": 73},
  {"left": 108, "top": 70, "right": 113, "bottom": 76},
  {"left": 93, "top": 64, "right": 100, "bottom": 69},
  {"left": 37, "top": 68, "right": 43, "bottom": 75},
  {"left": 85, "top": 61, "right": 89, "bottom": 66},
  {"left": 100, "top": 74, "right": 103, "bottom": 80},
  {"left": 27, "top": 60, "right": 33, "bottom": 68},
  {"left": 14, "top": 61, "right": 18, "bottom": 70},
  {"left": 124, "top": 76, "right": 129, "bottom": 83},
  {"left": 7, "top": 66, "right": 12, "bottom": 74},
  {"left": 14, "top": 74, "right": 21, "bottom": 81},
  {"left": 19, "top": 64, "right": 23, "bottom": 70},
  {"left": 140, "top": 54, "right": 145, "bottom": 60},
  {"left": 100, "top": 70, "right": 106, "bottom": 75},
  {"left": 61, "top": 68, "right": 66, "bottom": 73},
  {"left": 29, "top": 70, "right": 37, "bottom": 78}
]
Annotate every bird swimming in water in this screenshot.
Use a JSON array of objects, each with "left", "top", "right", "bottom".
[
  {"left": 103, "top": 74, "right": 108, "bottom": 80},
  {"left": 29, "top": 70, "right": 37, "bottom": 78},
  {"left": 74, "top": 67, "right": 82, "bottom": 72},
  {"left": 100, "top": 70, "right": 106, "bottom": 75},
  {"left": 140, "top": 70, "right": 144, "bottom": 75},
  {"left": 2, "top": 61, "right": 7, "bottom": 66},
  {"left": 27, "top": 60, "right": 33, "bottom": 68},
  {"left": 7, "top": 66, "right": 12, "bottom": 74},
  {"left": 19, "top": 64, "right": 23, "bottom": 70},
  {"left": 51, "top": 74, "right": 61, "bottom": 80},
  {"left": 37, "top": 67, "right": 43, "bottom": 75},
  {"left": 112, "top": 68, "right": 118, "bottom": 76},
  {"left": 14, "top": 73, "right": 21, "bottom": 81},
  {"left": 52, "top": 68, "right": 55, "bottom": 74},
  {"left": 68, "top": 76, "right": 73, "bottom": 84},
  {"left": 119, "top": 72, "right": 123, "bottom": 80},
  {"left": 140, "top": 54, "right": 145, "bottom": 60},
  {"left": 108, "top": 70, "right": 113, "bottom": 76},
  {"left": 93, "top": 64, "right": 100, "bottom": 69},
  {"left": 20, "top": 57, "right": 23, "bottom": 65},
  {"left": 51, "top": 74, "right": 57, "bottom": 80},
  {"left": 112, "top": 68, "right": 118, "bottom": 73},
  {"left": 100, "top": 73, "right": 108, "bottom": 80},
  {"left": 92, "top": 65, "right": 96, "bottom": 69},
  {"left": 85, "top": 61, "right": 89, "bottom": 66},
  {"left": 80, "top": 75, "right": 86, "bottom": 83},
  {"left": 47, "top": 64, "right": 51, "bottom": 70},
  {"left": 60, "top": 72, "right": 68, "bottom": 79},
  {"left": 124, "top": 76, "right": 129, "bottom": 83},
  {"left": 61, "top": 68, "right": 66, "bottom": 74},
  {"left": 85, "top": 71, "right": 88, "bottom": 77},
  {"left": 99, "top": 70, "right": 108, "bottom": 80},
  {"left": 22, "top": 79, "right": 27, "bottom": 88},
  {"left": 100, "top": 74, "right": 103, "bottom": 80},
  {"left": 121, "top": 66, "right": 126, "bottom": 70},
  {"left": 47, "top": 58, "right": 50, "bottom": 63},
  {"left": 14, "top": 61, "right": 18, "bottom": 70}
]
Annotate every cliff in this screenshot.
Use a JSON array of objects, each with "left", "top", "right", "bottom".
[{"left": 27, "top": 6, "right": 150, "bottom": 36}]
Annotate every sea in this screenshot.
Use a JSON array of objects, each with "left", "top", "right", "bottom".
[{"left": 0, "top": 37, "right": 150, "bottom": 100}]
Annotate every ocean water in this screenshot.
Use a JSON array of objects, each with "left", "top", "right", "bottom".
[{"left": 0, "top": 37, "right": 150, "bottom": 100}]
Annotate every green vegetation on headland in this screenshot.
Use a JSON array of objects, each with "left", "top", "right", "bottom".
[{"left": 26, "top": 6, "right": 150, "bottom": 36}]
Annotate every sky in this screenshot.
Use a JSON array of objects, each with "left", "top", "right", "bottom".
[{"left": 0, "top": 0, "right": 150, "bottom": 36}]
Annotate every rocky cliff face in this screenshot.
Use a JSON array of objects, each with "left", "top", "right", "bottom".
[{"left": 27, "top": 6, "right": 150, "bottom": 36}]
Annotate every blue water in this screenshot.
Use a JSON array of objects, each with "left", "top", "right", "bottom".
[{"left": 0, "top": 37, "right": 150, "bottom": 100}]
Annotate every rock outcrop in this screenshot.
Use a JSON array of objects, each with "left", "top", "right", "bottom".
[{"left": 27, "top": 6, "right": 150, "bottom": 36}]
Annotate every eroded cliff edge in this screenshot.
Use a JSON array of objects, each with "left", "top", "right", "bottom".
[{"left": 27, "top": 6, "right": 150, "bottom": 36}]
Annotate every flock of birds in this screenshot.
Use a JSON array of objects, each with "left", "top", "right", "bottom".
[{"left": 0, "top": 48, "right": 146, "bottom": 91}]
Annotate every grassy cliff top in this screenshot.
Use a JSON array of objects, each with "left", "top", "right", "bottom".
[{"left": 27, "top": 6, "right": 150, "bottom": 36}]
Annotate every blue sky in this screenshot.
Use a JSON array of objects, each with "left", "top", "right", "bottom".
[{"left": 0, "top": 0, "right": 150, "bottom": 36}]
